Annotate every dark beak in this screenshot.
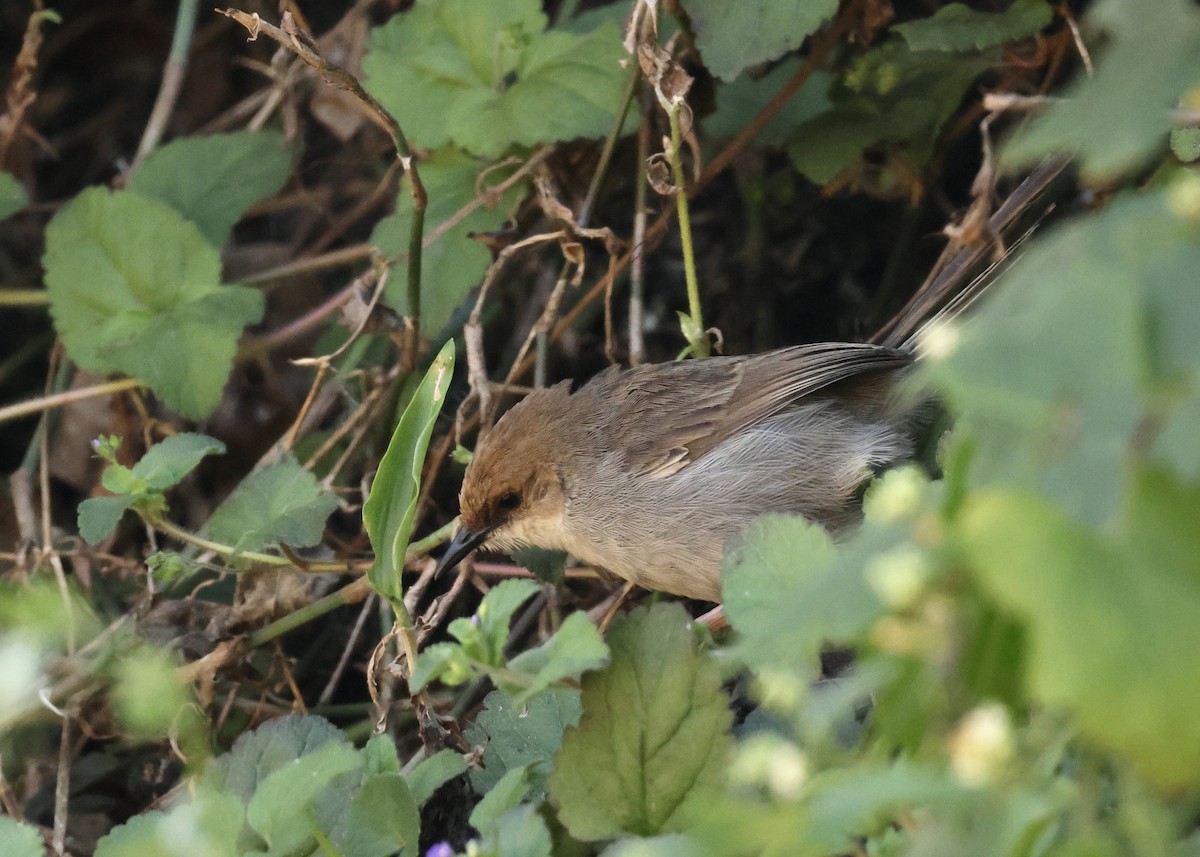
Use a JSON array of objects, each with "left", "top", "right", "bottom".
[{"left": 434, "top": 524, "right": 494, "bottom": 577}]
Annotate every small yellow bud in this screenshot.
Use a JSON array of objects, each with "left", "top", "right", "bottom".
[{"left": 949, "top": 703, "right": 1014, "bottom": 787}]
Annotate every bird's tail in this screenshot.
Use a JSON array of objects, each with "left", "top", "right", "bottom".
[{"left": 873, "top": 159, "right": 1070, "bottom": 351}]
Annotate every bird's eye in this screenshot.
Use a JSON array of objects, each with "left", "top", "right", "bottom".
[{"left": 497, "top": 491, "right": 521, "bottom": 512}]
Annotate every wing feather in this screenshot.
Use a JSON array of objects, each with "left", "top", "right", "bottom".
[{"left": 577, "top": 343, "right": 911, "bottom": 477}]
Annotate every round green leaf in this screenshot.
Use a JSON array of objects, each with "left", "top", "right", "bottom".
[{"left": 43, "top": 187, "right": 264, "bottom": 419}]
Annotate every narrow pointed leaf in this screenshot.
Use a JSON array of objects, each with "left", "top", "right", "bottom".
[{"left": 362, "top": 339, "right": 455, "bottom": 604}]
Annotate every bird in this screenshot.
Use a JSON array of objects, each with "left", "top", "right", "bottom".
[{"left": 435, "top": 163, "right": 1065, "bottom": 603}]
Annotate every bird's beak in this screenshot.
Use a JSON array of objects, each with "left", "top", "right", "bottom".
[{"left": 434, "top": 524, "right": 494, "bottom": 577}]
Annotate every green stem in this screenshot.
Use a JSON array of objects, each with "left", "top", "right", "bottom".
[
  {"left": 146, "top": 515, "right": 455, "bottom": 574},
  {"left": 404, "top": 166, "right": 425, "bottom": 357},
  {"left": 579, "top": 59, "right": 641, "bottom": 228},
  {"left": 0, "top": 289, "right": 49, "bottom": 306},
  {"left": 217, "top": 10, "right": 426, "bottom": 353},
  {"left": 132, "top": 0, "right": 199, "bottom": 166},
  {"left": 247, "top": 577, "right": 372, "bottom": 648},
  {"left": 405, "top": 519, "right": 457, "bottom": 558},
  {"left": 666, "top": 100, "right": 706, "bottom": 357},
  {"left": 148, "top": 515, "right": 351, "bottom": 570},
  {"left": 221, "top": 522, "right": 457, "bottom": 648}
]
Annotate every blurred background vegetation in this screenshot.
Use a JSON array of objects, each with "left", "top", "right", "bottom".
[{"left": 1, "top": 0, "right": 1198, "bottom": 855}]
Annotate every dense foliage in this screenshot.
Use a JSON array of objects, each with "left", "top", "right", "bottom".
[{"left": 1, "top": 0, "right": 1198, "bottom": 855}]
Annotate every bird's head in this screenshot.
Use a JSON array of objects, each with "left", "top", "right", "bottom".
[{"left": 436, "top": 382, "right": 577, "bottom": 575}]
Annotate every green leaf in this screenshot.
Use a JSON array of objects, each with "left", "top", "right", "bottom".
[
  {"left": 372, "top": 148, "right": 527, "bottom": 334},
  {"left": 93, "top": 811, "right": 174, "bottom": 857},
  {"left": 470, "top": 766, "right": 532, "bottom": 836},
  {"left": 0, "top": 816, "right": 44, "bottom": 857},
  {"left": 722, "top": 513, "right": 884, "bottom": 673},
  {"left": 101, "top": 463, "right": 147, "bottom": 496},
  {"left": 787, "top": 46, "right": 987, "bottom": 184},
  {"left": 465, "top": 689, "right": 582, "bottom": 802},
  {"left": 128, "top": 130, "right": 292, "bottom": 247},
  {"left": 363, "top": 339, "right": 455, "bottom": 605},
  {"left": 0, "top": 580, "right": 101, "bottom": 647},
  {"left": 894, "top": 0, "right": 1052, "bottom": 52},
  {"left": 0, "top": 634, "right": 48, "bottom": 732},
  {"left": 132, "top": 433, "right": 227, "bottom": 491},
  {"left": 471, "top": 578, "right": 541, "bottom": 663},
  {"left": 506, "top": 611, "right": 610, "bottom": 705},
  {"left": 793, "top": 760, "right": 961, "bottom": 854},
  {"left": 364, "top": 0, "right": 626, "bottom": 156},
  {"left": 412, "top": 582, "right": 606, "bottom": 701},
  {"left": 1154, "top": 381, "right": 1200, "bottom": 479},
  {"left": 341, "top": 773, "right": 421, "bottom": 857},
  {"left": 1170, "top": 128, "right": 1200, "bottom": 163},
  {"left": 960, "top": 486, "right": 1200, "bottom": 791},
  {"left": 111, "top": 646, "right": 186, "bottom": 740},
  {"left": 362, "top": 733, "right": 401, "bottom": 775},
  {"left": 204, "top": 714, "right": 348, "bottom": 802},
  {"left": 193, "top": 787, "right": 249, "bottom": 857},
  {"left": 43, "top": 187, "right": 265, "bottom": 419},
  {"left": 691, "top": 759, "right": 963, "bottom": 857},
  {"left": 410, "top": 641, "right": 474, "bottom": 692},
  {"left": 1003, "top": 0, "right": 1200, "bottom": 180},
  {"left": 549, "top": 603, "right": 732, "bottom": 841},
  {"left": 205, "top": 453, "right": 338, "bottom": 554},
  {"left": 606, "top": 835, "right": 711, "bottom": 857},
  {"left": 1125, "top": 467, "right": 1200, "bottom": 578},
  {"left": 246, "top": 739, "right": 363, "bottom": 855},
  {"left": 413, "top": 579, "right": 540, "bottom": 689},
  {"left": 95, "top": 792, "right": 245, "bottom": 857},
  {"left": 601, "top": 834, "right": 702, "bottom": 857},
  {"left": 686, "top": 0, "right": 839, "bottom": 81},
  {"left": 0, "top": 171, "right": 28, "bottom": 221},
  {"left": 479, "top": 804, "right": 553, "bottom": 857},
  {"left": 78, "top": 494, "right": 136, "bottom": 544},
  {"left": 924, "top": 189, "right": 1199, "bottom": 524},
  {"left": 79, "top": 434, "right": 225, "bottom": 544},
  {"left": 407, "top": 748, "right": 468, "bottom": 805},
  {"left": 705, "top": 63, "right": 832, "bottom": 147}
]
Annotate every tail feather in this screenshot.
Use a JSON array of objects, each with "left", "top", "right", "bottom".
[{"left": 873, "top": 159, "right": 1070, "bottom": 350}]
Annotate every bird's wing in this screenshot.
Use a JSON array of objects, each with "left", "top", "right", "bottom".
[{"left": 582, "top": 343, "right": 912, "bottom": 478}]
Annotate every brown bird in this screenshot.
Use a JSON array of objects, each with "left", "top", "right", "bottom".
[{"left": 436, "top": 164, "right": 1065, "bottom": 602}]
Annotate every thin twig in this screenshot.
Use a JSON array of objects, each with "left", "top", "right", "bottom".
[
  {"left": 629, "top": 88, "right": 652, "bottom": 365},
  {"left": 0, "top": 377, "right": 142, "bottom": 426},
  {"left": 535, "top": 0, "right": 861, "bottom": 378},
  {"left": 238, "top": 276, "right": 364, "bottom": 361},
  {"left": 52, "top": 708, "right": 71, "bottom": 856},
  {"left": 1061, "top": 2, "right": 1094, "bottom": 77},
  {"left": 307, "top": 381, "right": 386, "bottom": 474},
  {"left": 283, "top": 362, "right": 331, "bottom": 452},
  {"left": 425, "top": 148, "right": 551, "bottom": 247},
  {"left": 461, "top": 230, "right": 568, "bottom": 425},
  {"left": 132, "top": 0, "right": 200, "bottom": 168},
  {"left": 220, "top": 8, "right": 427, "bottom": 358},
  {"left": 243, "top": 524, "right": 453, "bottom": 649},
  {"left": 320, "top": 374, "right": 395, "bottom": 488},
  {"left": 579, "top": 59, "right": 642, "bottom": 227},
  {"left": 505, "top": 263, "right": 573, "bottom": 391},
  {"left": 318, "top": 592, "right": 376, "bottom": 705},
  {"left": 241, "top": 243, "right": 374, "bottom": 285},
  {"left": 294, "top": 264, "right": 393, "bottom": 366}
]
